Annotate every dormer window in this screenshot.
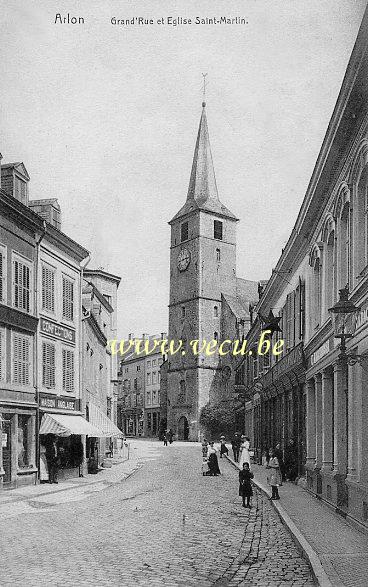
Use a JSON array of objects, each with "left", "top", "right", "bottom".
[
  {"left": 181, "top": 221, "right": 189, "bottom": 242},
  {"left": 214, "top": 220, "right": 223, "bottom": 240}
]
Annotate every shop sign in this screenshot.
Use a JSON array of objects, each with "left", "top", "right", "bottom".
[
  {"left": 40, "top": 318, "right": 75, "bottom": 344},
  {"left": 39, "top": 393, "right": 78, "bottom": 411}
]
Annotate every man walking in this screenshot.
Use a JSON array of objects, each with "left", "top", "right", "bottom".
[
  {"left": 231, "top": 432, "right": 241, "bottom": 462},
  {"left": 46, "top": 435, "right": 59, "bottom": 484}
]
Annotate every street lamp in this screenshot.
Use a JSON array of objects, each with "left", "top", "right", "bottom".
[{"left": 328, "top": 285, "right": 360, "bottom": 364}]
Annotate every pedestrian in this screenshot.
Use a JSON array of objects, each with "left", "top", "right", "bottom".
[
  {"left": 45, "top": 435, "right": 59, "bottom": 484},
  {"left": 239, "top": 462, "right": 254, "bottom": 508},
  {"left": 267, "top": 447, "right": 282, "bottom": 499},
  {"left": 201, "top": 438, "right": 208, "bottom": 458},
  {"left": 231, "top": 432, "right": 241, "bottom": 462},
  {"left": 207, "top": 442, "right": 221, "bottom": 476},
  {"left": 274, "top": 442, "right": 286, "bottom": 481},
  {"left": 239, "top": 436, "right": 251, "bottom": 469},
  {"left": 168, "top": 429, "right": 174, "bottom": 444},
  {"left": 39, "top": 441, "right": 49, "bottom": 483},
  {"left": 219, "top": 435, "right": 228, "bottom": 458},
  {"left": 284, "top": 439, "right": 298, "bottom": 481},
  {"left": 163, "top": 433, "right": 168, "bottom": 446}
]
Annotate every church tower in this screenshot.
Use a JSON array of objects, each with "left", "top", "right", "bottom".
[{"left": 167, "top": 101, "right": 239, "bottom": 441}]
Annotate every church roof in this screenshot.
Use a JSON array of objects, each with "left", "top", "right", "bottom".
[
  {"left": 170, "top": 103, "right": 238, "bottom": 224},
  {"left": 222, "top": 279, "right": 258, "bottom": 319}
]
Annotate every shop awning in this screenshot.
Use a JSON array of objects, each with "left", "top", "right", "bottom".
[
  {"left": 88, "top": 403, "right": 123, "bottom": 437},
  {"left": 39, "top": 413, "right": 105, "bottom": 437}
]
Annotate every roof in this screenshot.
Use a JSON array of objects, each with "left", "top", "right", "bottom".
[
  {"left": 222, "top": 279, "right": 258, "bottom": 320},
  {"left": 84, "top": 268, "right": 121, "bottom": 286},
  {"left": 1, "top": 162, "right": 30, "bottom": 180},
  {"left": 169, "top": 103, "right": 238, "bottom": 224}
]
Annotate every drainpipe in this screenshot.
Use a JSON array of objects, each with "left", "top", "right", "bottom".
[
  {"left": 35, "top": 220, "right": 47, "bottom": 485},
  {"left": 79, "top": 254, "right": 91, "bottom": 477}
]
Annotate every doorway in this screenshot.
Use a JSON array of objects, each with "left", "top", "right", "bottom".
[
  {"left": 2, "top": 418, "right": 12, "bottom": 484},
  {"left": 178, "top": 416, "right": 189, "bottom": 441}
]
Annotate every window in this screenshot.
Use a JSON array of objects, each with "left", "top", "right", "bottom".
[
  {"left": 152, "top": 371, "right": 156, "bottom": 384},
  {"left": 146, "top": 391, "right": 151, "bottom": 405},
  {"left": 13, "top": 333, "right": 31, "bottom": 386},
  {"left": 152, "top": 359, "right": 156, "bottom": 367},
  {"left": 181, "top": 221, "right": 189, "bottom": 242},
  {"left": 181, "top": 306, "right": 186, "bottom": 319},
  {"left": 62, "top": 277, "right": 74, "bottom": 321},
  {"left": 214, "top": 306, "right": 218, "bottom": 318},
  {"left": 62, "top": 348, "right": 74, "bottom": 392},
  {"left": 355, "top": 167, "right": 368, "bottom": 277},
  {"left": 147, "top": 412, "right": 152, "bottom": 429},
  {"left": 134, "top": 378, "right": 138, "bottom": 390},
  {"left": 14, "top": 177, "right": 27, "bottom": 205},
  {"left": 147, "top": 361, "right": 151, "bottom": 368},
  {"left": 216, "top": 248, "right": 221, "bottom": 262},
  {"left": 214, "top": 220, "right": 223, "bottom": 240},
  {"left": 153, "top": 390, "right": 157, "bottom": 403},
  {"left": 13, "top": 258, "right": 31, "bottom": 313},
  {"left": 103, "top": 294, "right": 112, "bottom": 305},
  {"left": 214, "top": 331, "right": 218, "bottom": 341},
  {"left": 17, "top": 415, "right": 30, "bottom": 468},
  {"left": 137, "top": 365, "right": 141, "bottom": 372},
  {"left": 42, "top": 342, "right": 55, "bottom": 388},
  {"left": 42, "top": 265, "right": 55, "bottom": 312},
  {"left": 339, "top": 204, "right": 350, "bottom": 289},
  {"left": 0, "top": 245, "right": 6, "bottom": 303},
  {"left": 147, "top": 372, "right": 151, "bottom": 385},
  {"left": 178, "top": 380, "right": 186, "bottom": 403}
]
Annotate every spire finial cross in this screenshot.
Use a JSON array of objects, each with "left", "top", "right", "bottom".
[{"left": 202, "top": 73, "right": 208, "bottom": 106}]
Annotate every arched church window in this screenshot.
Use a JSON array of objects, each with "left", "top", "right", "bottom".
[
  {"left": 214, "top": 331, "right": 218, "bottom": 341},
  {"left": 214, "top": 306, "right": 218, "bottom": 318},
  {"left": 214, "top": 220, "right": 223, "bottom": 240},
  {"left": 216, "top": 248, "right": 221, "bottom": 262}
]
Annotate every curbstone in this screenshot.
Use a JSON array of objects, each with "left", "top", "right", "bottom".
[{"left": 225, "top": 454, "right": 334, "bottom": 587}]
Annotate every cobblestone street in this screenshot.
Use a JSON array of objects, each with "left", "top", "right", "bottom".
[{"left": 0, "top": 441, "right": 315, "bottom": 586}]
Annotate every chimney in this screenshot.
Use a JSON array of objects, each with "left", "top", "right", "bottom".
[{"left": 28, "top": 198, "right": 61, "bottom": 230}]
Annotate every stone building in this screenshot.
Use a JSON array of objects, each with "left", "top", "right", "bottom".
[
  {"left": 0, "top": 162, "right": 45, "bottom": 488},
  {"left": 237, "top": 7, "right": 368, "bottom": 528},
  {"left": 117, "top": 333, "right": 165, "bottom": 437},
  {"left": 166, "top": 102, "right": 257, "bottom": 441}
]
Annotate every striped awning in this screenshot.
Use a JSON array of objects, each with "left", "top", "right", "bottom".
[
  {"left": 88, "top": 403, "right": 123, "bottom": 437},
  {"left": 39, "top": 413, "right": 105, "bottom": 437}
]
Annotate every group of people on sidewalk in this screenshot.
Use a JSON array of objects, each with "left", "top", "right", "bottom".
[
  {"left": 201, "top": 432, "right": 285, "bottom": 506},
  {"left": 163, "top": 429, "right": 174, "bottom": 446}
]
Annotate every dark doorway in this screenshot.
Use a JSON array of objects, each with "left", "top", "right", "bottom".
[{"left": 178, "top": 416, "right": 189, "bottom": 441}]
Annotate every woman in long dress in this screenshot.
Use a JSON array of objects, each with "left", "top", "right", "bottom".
[
  {"left": 207, "top": 442, "right": 221, "bottom": 476},
  {"left": 239, "top": 436, "right": 251, "bottom": 469},
  {"left": 39, "top": 441, "right": 49, "bottom": 483}
]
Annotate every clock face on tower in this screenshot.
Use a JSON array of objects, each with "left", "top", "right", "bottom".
[{"left": 177, "top": 248, "right": 191, "bottom": 272}]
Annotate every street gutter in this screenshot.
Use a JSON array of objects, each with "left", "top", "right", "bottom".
[{"left": 225, "top": 453, "right": 334, "bottom": 587}]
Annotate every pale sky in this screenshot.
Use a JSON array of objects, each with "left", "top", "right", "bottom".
[{"left": 0, "top": 0, "right": 366, "bottom": 338}]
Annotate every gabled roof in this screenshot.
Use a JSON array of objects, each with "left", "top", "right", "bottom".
[
  {"left": 222, "top": 279, "right": 258, "bottom": 320},
  {"left": 170, "top": 103, "right": 238, "bottom": 224},
  {"left": 1, "top": 162, "right": 30, "bottom": 180}
]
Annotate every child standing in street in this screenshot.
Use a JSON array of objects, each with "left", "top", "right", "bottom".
[{"left": 239, "top": 462, "right": 254, "bottom": 508}]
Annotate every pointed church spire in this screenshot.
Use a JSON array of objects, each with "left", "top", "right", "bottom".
[{"left": 186, "top": 102, "right": 219, "bottom": 205}]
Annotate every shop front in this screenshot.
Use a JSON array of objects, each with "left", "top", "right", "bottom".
[
  {"left": 86, "top": 403, "right": 123, "bottom": 473},
  {"left": 38, "top": 392, "right": 102, "bottom": 483}
]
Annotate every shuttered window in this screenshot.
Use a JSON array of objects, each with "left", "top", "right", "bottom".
[
  {"left": 42, "top": 342, "right": 55, "bottom": 388},
  {"left": 62, "top": 277, "right": 74, "bottom": 321},
  {"left": 13, "top": 259, "right": 31, "bottom": 313},
  {"left": 0, "top": 245, "right": 6, "bottom": 303},
  {"left": 62, "top": 348, "right": 74, "bottom": 392},
  {"left": 13, "top": 333, "right": 31, "bottom": 386},
  {"left": 42, "top": 265, "right": 55, "bottom": 312}
]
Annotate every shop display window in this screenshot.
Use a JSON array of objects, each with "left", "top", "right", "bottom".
[{"left": 17, "top": 414, "right": 29, "bottom": 468}]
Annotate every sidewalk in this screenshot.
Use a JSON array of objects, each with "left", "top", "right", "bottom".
[
  {"left": 226, "top": 454, "right": 368, "bottom": 587},
  {"left": 0, "top": 452, "right": 142, "bottom": 518}
]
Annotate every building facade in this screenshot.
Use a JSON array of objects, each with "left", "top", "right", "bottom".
[
  {"left": 238, "top": 8, "right": 368, "bottom": 528},
  {"left": 117, "top": 333, "right": 165, "bottom": 437},
  {"left": 166, "top": 102, "right": 257, "bottom": 441},
  {"left": 0, "top": 164, "right": 45, "bottom": 488}
]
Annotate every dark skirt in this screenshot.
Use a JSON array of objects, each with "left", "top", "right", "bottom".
[
  {"left": 239, "top": 482, "right": 253, "bottom": 497},
  {"left": 208, "top": 453, "right": 221, "bottom": 475},
  {"left": 220, "top": 444, "right": 228, "bottom": 455}
]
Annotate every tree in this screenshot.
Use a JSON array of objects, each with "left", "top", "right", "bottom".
[{"left": 199, "top": 400, "right": 240, "bottom": 440}]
